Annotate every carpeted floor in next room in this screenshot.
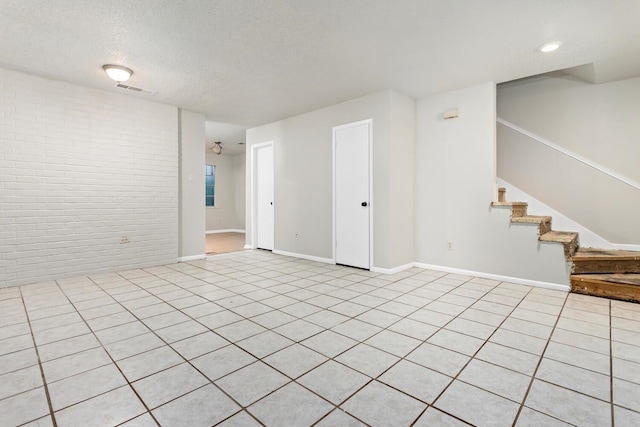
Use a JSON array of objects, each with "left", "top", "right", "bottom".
[{"left": 206, "top": 232, "right": 246, "bottom": 255}]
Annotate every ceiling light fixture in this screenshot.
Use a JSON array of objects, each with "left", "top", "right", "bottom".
[
  {"left": 102, "top": 64, "right": 133, "bottom": 82},
  {"left": 210, "top": 141, "right": 223, "bottom": 155},
  {"left": 538, "top": 42, "right": 561, "bottom": 53}
]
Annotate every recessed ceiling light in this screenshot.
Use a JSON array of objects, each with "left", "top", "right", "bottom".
[
  {"left": 102, "top": 64, "right": 133, "bottom": 82},
  {"left": 538, "top": 42, "right": 561, "bottom": 53}
]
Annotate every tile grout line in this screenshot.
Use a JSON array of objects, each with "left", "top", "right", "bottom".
[
  {"left": 518, "top": 298, "right": 618, "bottom": 408},
  {"left": 417, "top": 279, "right": 536, "bottom": 426},
  {"left": 308, "top": 279, "right": 459, "bottom": 425},
  {"left": 11, "top": 252, "right": 628, "bottom": 426},
  {"left": 18, "top": 286, "right": 58, "bottom": 427},
  {"left": 511, "top": 290, "right": 570, "bottom": 426},
  {"left": 53, "top": 273, "right": 253, "bottom": 418},
  {"left": 51, "top": 278, "right": 163, "bottom": 427},
  {"left": 117, "top": 257, "right": 640, "bottom": 423},
  {"left": 406, "top": 276, "right": 504, "bottom": 426},
  {"left": 167, "top": 262, "right": 328, "bottom": 427},
  {"left": 278, "top": 272, "right": 507, "bottom": 426},
  {"left": 4, "top": 257, "right": 289, "bottom": 424},
  {"left": 610, "top": 299, "right": 615, "bottom": 427},
  {"left": 303, "top": 267, "right": 457, "bottom": 426},
  {"left": 424, "top": 292, "right": 600, "bottom": 425},
  {"left": 179, "top": 260, "right": 392, "bottom": 426},
  {"left": 180, "top": 258, "right": 552, "bottom": 426},
  {"left": 18, "top": 260, "right": 510, "bottom": 414},
  {"left": 175, "top": 257, "right": 388, "bottom": 425},
  {"left": 167, "top": 259, "right": 431, "bottom": 426},
  {"left": 112, "top": 268, "right": 270, "bottom": 427},
  {"left": 114, "top": 276, "right": 262, "bottom": 425},
  {"left": 376, "top": 274, "right": 506, "bottom": 425}
]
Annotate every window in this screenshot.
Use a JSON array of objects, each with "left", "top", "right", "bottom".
[{"left": 205, "top": 165, "right": 215, "bottom": 206}]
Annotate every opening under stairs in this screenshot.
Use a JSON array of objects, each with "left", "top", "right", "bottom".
[{"left": 492, "top": 188, "right": 640, "bottom": 303}]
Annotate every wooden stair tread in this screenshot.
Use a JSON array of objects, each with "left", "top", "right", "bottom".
[
  {"left": 540, "top": 231, "right": 578, "bottom": 243},
  {"left": 492, "top": 199, "right": 528, "bottom": 219},
  {"left": 571, "top": 274, "right": 640, "bottom": 302},
  {"left": 511, "top": 215, "right": 551, "bottom": 223},
  {"left": 572, "top": 274, "right": 640, "bottom": 286},
  {"left": 572, "top": 248, "right": 640, "bottom": 274},
  {"left": 541, "top": 231, "right": 579, "bottom": 260},
  {"left": 573, "top": 248, "right": 640, "bottom": 261},
  {"left": 491, "top": 201, "right": 528, "bottom": 206},
  {"left": 495, "top": 186, "right": 578, "bottom": 273}
]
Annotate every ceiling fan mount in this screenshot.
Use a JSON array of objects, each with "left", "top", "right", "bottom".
[{"left": 208, "top": 141, "right": 223, "bottom": 155}]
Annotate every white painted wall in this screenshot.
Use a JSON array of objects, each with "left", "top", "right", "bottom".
[
  {"left": 416, "top": 83, "right": 496, "bottom": 266},
  {"left": 497, "top": 73, "right": 640, "bottom": 245},
  {"left": 205, "top": 152, "right": 245, "bottom": 231},
  {"left": 387, "top": 92, "right": 416, "bottom": 269},
  {"left": 497, "top": 178, "right": 614, "bottom": 249},
  {"left": 179, "top": 110, "right": 206, "bottom": 260},
  {"left": 0, "top": 67, "right": 179, "bottom": 287},
  {"left": 415, "top": 82, "right": 569, "bottom": 285},
  {"left": 498, "top": 74, "right": 640, "bottom": 182},
  {"left": 233, "top": 154, "right": 246, "bottom": 230},
  {"left": 245, "top": 90, "right": 415, "bottom": 269},
  {"left": 244, "top": 84, "right": 570, "bottom": 285}
]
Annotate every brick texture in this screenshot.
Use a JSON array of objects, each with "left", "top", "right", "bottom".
[{"left": 0, "top": 67, "right": 179, "bottom": 287}]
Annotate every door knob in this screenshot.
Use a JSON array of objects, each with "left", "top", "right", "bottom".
[{"left": 361, "top": 202, "right": 368, "bottom": 207}]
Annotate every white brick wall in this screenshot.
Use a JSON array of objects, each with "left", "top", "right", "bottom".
[{"left": 0, "top": 67, "right": 179, "bottom": 287}]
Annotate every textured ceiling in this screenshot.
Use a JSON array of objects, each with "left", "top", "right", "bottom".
[
  {"left": 1, "top": 0, "right": 639, "bottom": 134},
  {"left": 205, "top": 122, "right": 247, "bottom": 156}
]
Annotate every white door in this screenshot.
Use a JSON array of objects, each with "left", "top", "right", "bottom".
[
  {"left": 256, "top": 144, "right": 274, "bottom": 250},
  {"left": 335, "top": 120, "right": 371, "bottom": 269}
]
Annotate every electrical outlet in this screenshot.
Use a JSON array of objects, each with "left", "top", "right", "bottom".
[
  {"left": 120, "top": 236, "right": 130, "bottom": 244},
  {"left": 447, "top": 242, "right": 453, "bottom": 250},
  {"left": 294, "top": 232, "right": 299, "bottom": 240}
]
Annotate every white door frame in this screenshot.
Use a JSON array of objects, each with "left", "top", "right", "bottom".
[
  {"left": 332, "top": 119, "right": 373, "bottom": 268},
  {"left": 251, "top": 141, "right": 274, "bottom": 250}
]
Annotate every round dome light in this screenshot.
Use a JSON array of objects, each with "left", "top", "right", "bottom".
[{"left": 102, "top": 64, "right": 133, "bottom": 82}]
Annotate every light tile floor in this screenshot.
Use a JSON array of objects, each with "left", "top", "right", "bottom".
[{"left": 1, "top": 250, "right": 640, "bottom": 426}]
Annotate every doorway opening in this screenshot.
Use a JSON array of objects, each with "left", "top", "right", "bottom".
[{"left": 203, "top": 122, "right": 248, "bottom": 255}]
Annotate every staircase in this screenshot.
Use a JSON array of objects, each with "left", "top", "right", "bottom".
[
  {"left": 491, "top": 187, "right": 579, "bottom": 259},
  {"left": 571, "top": 248, "right": 640, "bottom": 303},
  {"left": 492, "top": 188, "right": 640, "bottom": 303}
]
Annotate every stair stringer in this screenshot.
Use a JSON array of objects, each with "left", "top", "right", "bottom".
[{"left": 497, "top": 178, "right": 614, "bottom": 249}]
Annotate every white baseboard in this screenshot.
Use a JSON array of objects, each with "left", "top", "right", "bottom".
[
  {"left": 413, "top": 262, "right": 570, "bottom": 292},
  {"left": 243, "top": 244, "right": 253, "bottom": 250},
  {"left": 258, "top": 251, "right": 571, "bottom": 292},
  {"left": 371, "top": 263, "right": 415, "bottom": 274},
  {"left": 614, "top": 243, "right": 640, "bottom": 252},
  {"left": 371, "top": 260, "right": 569, "bottom": 291},
  {"left": 177, "top": 254, "right": 207, "bottom": 262},
  {"left": 272, "top": 249, "right": 334, "bottom": 265},
  {"left": 206, "top": 229, "right": 246, "bottom": 234}
]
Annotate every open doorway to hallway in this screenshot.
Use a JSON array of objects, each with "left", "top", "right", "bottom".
[{"left": 204, "top": 121, "right": 247, "bottom": 255}]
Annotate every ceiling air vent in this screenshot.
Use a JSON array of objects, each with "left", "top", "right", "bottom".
[{"left": 114, "top": 83, "right": 155, "bottom": 95}]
